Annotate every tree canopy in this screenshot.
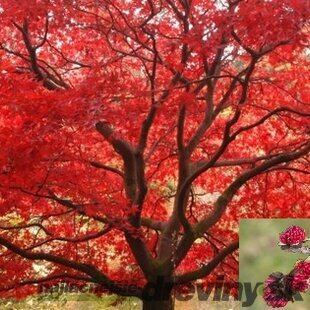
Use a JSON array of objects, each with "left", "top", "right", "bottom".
[{"left": 0, "top": 0, "right": 309, "bottom": 309}]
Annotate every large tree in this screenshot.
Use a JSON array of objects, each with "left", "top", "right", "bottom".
[{"left": 0, "top": 0, "right": 309, "bottom": 309}]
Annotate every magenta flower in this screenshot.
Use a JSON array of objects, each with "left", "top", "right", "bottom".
[
  {"left": 263, "top": 273, "right": 293, "bottom": 308},
  {"left": 263, "top": 287, "right": 289, "bottom": 308},
  {"left": 279, "top": 225, "right": 306, "bottom": 245},
  {"left": 295, "top": 261, "right": 310, "bottom": 278},
  {"left": 291, "top": 272, "right": 309, "bottom": 293},
  {"left": 291, "top": 261, "right": 310, "bottom": 293}
]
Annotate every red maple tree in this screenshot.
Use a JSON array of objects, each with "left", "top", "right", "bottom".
[{"left": 0, "top": 1, "right": 309, "bottom": 309}]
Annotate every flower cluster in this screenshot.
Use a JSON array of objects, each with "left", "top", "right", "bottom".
[
  {"left": 264, "top": 269, "right": 309, "bottom": 308},
  {"left": 291, "top": 272, "right": 308, "bottom": 293},
  {"left": 263, "top": 273, "right": 292, "bottom": 308},
  {"left": 294, "top": 260, "right": 310, "bottom": 278},
  {"left": 279, "top": 225, "right": 306, "bottom": 245},
  {"left": 263, "top": 225, "right": 309, "bottom": 308}
]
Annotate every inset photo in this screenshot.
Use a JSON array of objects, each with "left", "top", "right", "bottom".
[{"left": 239, "top": 219, "right": 310, "bottom": 310}]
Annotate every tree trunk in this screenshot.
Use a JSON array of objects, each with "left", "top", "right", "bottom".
[
  {"left": 142, "top": 296, "right": 174, "bottom": 310},
  {"left": 142, "top": 277, "right": 174, "bottom": 310}
]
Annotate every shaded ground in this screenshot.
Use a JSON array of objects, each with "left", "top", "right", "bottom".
[{"left": 0, "top": 292, "right": 240, "bottom": 309}]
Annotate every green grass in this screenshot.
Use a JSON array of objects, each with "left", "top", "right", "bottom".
[{"left": 0, "top": 293, "right": 141, "bottom": 310}]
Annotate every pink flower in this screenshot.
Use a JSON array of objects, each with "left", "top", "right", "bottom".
[
  {"left": 295, "top": 261, "right": 310, "bottom": 278},
  {"left": 263, "top": 287, "right": 289, "bottom": 308},
  {"left": 263, "top": 273, "right": 292, "bottom": 308},
  {"left": 291, "top": 272, "right": 309, "bottom": 293},
  {"left": 291, "top": 261, "right": 310, "bottom": 293},
  {"left": 279, "top": 225, "right": 306, "bottom": 245}
]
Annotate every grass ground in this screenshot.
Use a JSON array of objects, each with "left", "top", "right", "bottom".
[{"left": 0, "top": 292, "right": 240, "bottom": 310}]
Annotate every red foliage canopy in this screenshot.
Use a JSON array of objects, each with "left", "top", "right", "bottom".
[{"left": 0, "top": 0, "right": 309, "bottom": 307}]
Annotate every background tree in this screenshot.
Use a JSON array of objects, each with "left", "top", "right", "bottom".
[{"left": 0, "top": 0, "right": 309, "bottom": 309}]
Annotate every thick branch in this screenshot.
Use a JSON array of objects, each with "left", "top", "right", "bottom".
[
  {"left": 176, "top": 109, "right": 241, "bottom": 233},
  {"left": 193, "top": 153, "right": 290, "bottom": 170},
  {"left": 0, "top": 273, "right": 92, "bottom": 292},
  {"left": 0, "top": 236, "right": 141, "bottom": 297},
  {"left": 95, "top": 121, "right": 136, "bottom": 199},
  {"left": 174, "top": 241, "right": 239, "bottom": 284},
  {"left": 90, "top": 160, "right": 124, "bottom": 177},
  {"left": 141, "top": 217, "right": 165, "bottom": 231},
  {"left": 12, "top": 19, "right": 69, "bottom": 90},
  {"left": 196, "top": 142, "right": 310, "bottom": 235}
]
